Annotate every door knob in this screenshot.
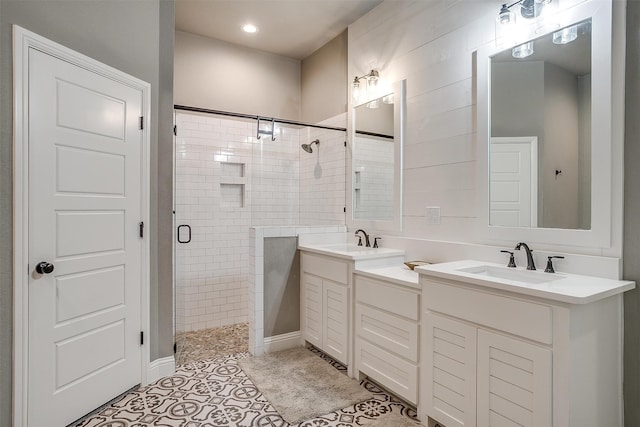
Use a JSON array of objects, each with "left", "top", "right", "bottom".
[{"left": 35, "top": 262, "right": 54, "bottom": 275}]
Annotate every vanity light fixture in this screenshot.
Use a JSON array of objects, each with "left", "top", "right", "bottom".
[
  {"left": 352, "top": 69, "right": 380, "bottom": 103},
  {"left": 382, "top": 94, "right": 394, "bottom": 104},
  {"left": 496, "top": 0, "right": 553, "bottom": 44},
  {"left": 553, "top": 25, "right": 578, "bottom": 44},
  {"left": 241, "top": 23, "right": 258, "bottom": 33},
  {"left": 512, "top": 41, "right": 534, "bottom": 58},
  {"left": 497, "top": 0, "right": 552, "bottom": 24}
]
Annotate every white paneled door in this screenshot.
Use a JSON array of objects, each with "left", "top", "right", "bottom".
[
  {"left": 27, "top": 47, "right": 145, "bottom": 426},
  {"left": 489, "top": 137, "right": 538, "bottom": 227}
]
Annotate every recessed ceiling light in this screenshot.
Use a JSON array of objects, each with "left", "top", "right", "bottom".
[{"left": 241, "top": 24, "right": 258, "bottom": 34}]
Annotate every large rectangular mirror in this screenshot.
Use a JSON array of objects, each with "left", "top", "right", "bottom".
[
  {"left": 490, "top": 18, "right": 592, "bottom": 230},
  {"left": 348, "top": 79, "right": 405, "bottom": 232},
  {"left": 477, "top": 0, "right": 616, "bottom": 247}
]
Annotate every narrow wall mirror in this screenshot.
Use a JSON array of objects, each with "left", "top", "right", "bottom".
[
  {"left": 348, "top": 79, "right": 405, "bottom": 232},
  {"left": 477, "top": 0, "right": 616, "bottom": 248}
]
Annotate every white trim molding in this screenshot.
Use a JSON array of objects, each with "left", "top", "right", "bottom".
[
  {"left": 147, "top": 356, "right": 177, "bottom": 383},
  {"left": 12, "top": 25, "right": 151, "bottom": 426},
  {"left": 263, "top": 331, "right": 303, "bottom": 354}
]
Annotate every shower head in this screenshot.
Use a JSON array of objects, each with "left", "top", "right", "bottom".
[{"left": 301, "top": 139, "right": 320, "bottom": 153}]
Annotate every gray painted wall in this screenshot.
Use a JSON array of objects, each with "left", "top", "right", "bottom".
[
  {"left": 301, "top": 30, "right": 348, "bottom": 123},
  {"left": 174, "top": 30, "right": 301, "bottom": 120},
  {"left": 0, "top": 1, "right": 174, "bottom": 425},
  {"left": 624, "top": 2, "right": 640, "bottom": 425},
  {"left": 263, "top": 237, "right": 300, "bottom": 337}
]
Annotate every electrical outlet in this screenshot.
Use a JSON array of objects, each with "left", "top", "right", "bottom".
[{"left": 426, "top": 206, "right": 441, "bottom": 224}]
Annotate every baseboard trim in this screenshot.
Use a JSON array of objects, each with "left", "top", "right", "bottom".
[
  {"left": 263, "top": 331, "right": 302, "bottom": 353},
  {"left": 147, "top": 355, "right": 175, "bottom": 383}
]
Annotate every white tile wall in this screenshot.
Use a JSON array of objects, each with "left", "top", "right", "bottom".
[
  {"left": 175, "top": 112, "right": 346, "bottom": 333},
  {"left": 300, "top": 114, "right": 348, "bottom": 225},
  {"left": 353, "top": 136, "right": 394, "bottom": 220}
]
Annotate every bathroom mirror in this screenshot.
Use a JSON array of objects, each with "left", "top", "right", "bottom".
[
  {"left": 490, "top": 18, "right": 592, "bottom": 230},
  {"left": 477, "top": 0, "right": 618, "bottom": 247},
  {"left": 348, "top": 79, "right": 405, "bottom": 232}
]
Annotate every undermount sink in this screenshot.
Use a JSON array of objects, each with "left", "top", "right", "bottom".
[{"left": 457, "top": 265, "right": 566, "bottom": 285}]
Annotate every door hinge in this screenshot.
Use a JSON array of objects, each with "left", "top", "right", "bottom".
[
  {"left": 173, "top": 125, "right": 177, "bottom": 136},
  {"left": 140, "top": 331, "right": 144, "bottom": 345},
  {"left": 139, "top": 116, "right": 144, "bottom": 130},
  {"left": 343, "top": 207, "right": 346, "bottom": 213},
  {"left": 139, "top": 221, "right": 144, "bottom": 238},
  {"left": 174, "top": 342, "right": 177, "bottom": 354},
  {"left": 344, "top": 141, "right": 347, "bottom": 147}
]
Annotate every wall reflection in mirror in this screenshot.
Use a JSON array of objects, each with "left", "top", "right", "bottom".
[
  {"left": 490, "top": 19, "right": 591, "bottom": 230},
  {"left": 353, "top": 93, "right": 394, "bottom": 221}
]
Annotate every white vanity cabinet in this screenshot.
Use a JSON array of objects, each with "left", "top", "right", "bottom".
[
  {"left": 300, "top": 252, "right": 350, "bottom": 365},
  {"left": 420, "top": 269, "right": 630, "bottom": 427},
  {"left": 353, "top": 270, "right": 420, "bottom": 405},
  {"left": 298, "top": 241, "right": 405, "bottom": 374}
]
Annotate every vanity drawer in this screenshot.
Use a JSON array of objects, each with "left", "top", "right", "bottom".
[
  {"left": 355, "top": 276, "right": 419, "bottom": 321},
  {"left": 356, "top": 339, "right": 418, "bottom": 405},
  {"left": 423, "top": 279, "right": 553, "bottom": 344},
  {"left": 301, "top": 253, "right": 348, "bottom": 285},
  {"left": 355, "top": 303, "right": 419, "bottom": 362}
]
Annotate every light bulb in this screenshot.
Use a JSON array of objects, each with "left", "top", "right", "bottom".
[
  {"left": 352, "top": 78, "right": 361, "bottom": 103},
  {"left": 553, "top": 25, "right": 578, "bottom": 44},
  {"left": 512, "top": 41, "right": 534, "bottom": 58},
  {"left": 495, "top": 4, "right": 516, "bottom": 46},
  {"left": 241, "top": 24, "right": 258, "bottom": 33}
]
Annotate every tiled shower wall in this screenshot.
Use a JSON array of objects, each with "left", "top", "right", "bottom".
[
  {"left": 353, "top": 135, "right": 394, "bottom": 220},
  {"left": 175, "top": 112, "right": 346, "bottom": 332}
]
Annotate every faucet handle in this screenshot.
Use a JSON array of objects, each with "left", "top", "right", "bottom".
[
  {"left": 544, "top": 256, "right": 565, "bottom": 273},
  {"left": 500, "top": 250, "right": 517, "bottom": 268},
  {"left": 356, "top": 235, "right": 363, "bottom": 246},
  {"left": 373, "top": 237, "right": 381, "bottom": 248}
]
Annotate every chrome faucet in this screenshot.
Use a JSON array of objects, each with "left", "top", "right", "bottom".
[
  {"left": 354, "top": 229, "right": 370, "bottom": 247},
  {"left": 515, "top": 242, "right": 536, "bottom": 270}
]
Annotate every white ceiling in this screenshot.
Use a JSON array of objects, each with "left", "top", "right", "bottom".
[{"left": 175, "top": 0, "right": 384, "bottom": 60}]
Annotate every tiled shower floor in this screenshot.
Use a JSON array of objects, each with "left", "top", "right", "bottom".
[{"left": 175, "top": 323, "right": 249, "bottom": 366}]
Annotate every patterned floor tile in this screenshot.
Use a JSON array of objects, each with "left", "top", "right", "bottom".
[{"left": 74, "top": 349, "right": 418, "bottom": 427}]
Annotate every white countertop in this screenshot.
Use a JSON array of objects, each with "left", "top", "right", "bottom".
[
  {"left": 298, "top": 242, "right": 405, "bottom": 261},
  {"left": 354, "top": 265, "right": 420, "bottom": 289},
  {"left": 416, "top": 260, "right": 635, "bottom": 304}
]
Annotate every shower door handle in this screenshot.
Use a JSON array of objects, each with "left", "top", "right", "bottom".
[{"left": 177, "top": 224, "right": 191, "bottom": 244}]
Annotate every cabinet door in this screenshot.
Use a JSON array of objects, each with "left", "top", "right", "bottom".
[
  {"left": 420, "top": 312, "right": 477, "bottom": 427},
  {"left": 423, "top": 313, "right": 477, "bottom": 427},
  {"left": 477, "top": 330, "right": 551, "bottom": 427},
  {"left": 323, "top": 279, "right": 349, "bottom": 365},
  {"left": 302, "top": 273, "right": 323, "bottom": 348}
]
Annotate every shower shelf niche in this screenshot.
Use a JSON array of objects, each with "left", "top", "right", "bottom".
[{"left": 220, "top": 161, "right": 246, "bottom": 209}]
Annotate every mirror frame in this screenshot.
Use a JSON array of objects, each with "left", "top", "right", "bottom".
[
  {"left": 347, "top": 79, "right": 406, "bottom": 232},
  {"left": 477, "top": 0, "right": 616, "bottom": 248}
]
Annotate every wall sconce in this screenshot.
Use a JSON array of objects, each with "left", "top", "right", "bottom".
[
  {"left": 352, "top": 69, "right": 380, "bottom": 103},
  {"left": 495, "top": 0, "right": 554, "bottom": 45}
]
